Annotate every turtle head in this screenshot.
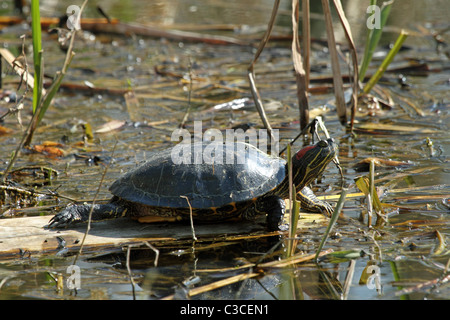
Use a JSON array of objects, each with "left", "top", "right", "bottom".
[{"left": 291, "top": 138, "right": 337, "bottom": 188}]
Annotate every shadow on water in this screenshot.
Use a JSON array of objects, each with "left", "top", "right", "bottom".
[{"left": 0, "top": 0, "right": 448, "bottom": 300}]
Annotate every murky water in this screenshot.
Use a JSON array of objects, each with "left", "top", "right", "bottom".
[{"left": 0, "top": 0, "right": 448, "bottom": 300}]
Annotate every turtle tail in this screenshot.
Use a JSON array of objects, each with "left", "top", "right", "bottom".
[{"left": 47, "top": 201, "right": 127, "bottom": 228}]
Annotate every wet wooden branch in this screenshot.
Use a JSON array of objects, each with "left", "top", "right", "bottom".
[{"left": 0, "top": 16, "right": 247, "bottom": 46}]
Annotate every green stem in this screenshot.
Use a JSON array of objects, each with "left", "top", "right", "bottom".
[
  {"left": 31, "top": 0, "right": 42, "bottom": 114},
  {"left": 359, "top": 0, "right": 393, "bottom": 80},
  {"left": 363, "top": 30, "right": 408, "bottom": 94}
]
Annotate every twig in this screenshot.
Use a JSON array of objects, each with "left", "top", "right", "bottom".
[
  {"left": 395, "top": 274, "right": 450, "bottom": 297},
  {"left": 144, "top": 241, "right": 160, "bottom": 267},
  {"left": 181, "top": 195, "right": 197, "bottom": 241},
  {"left": 179, "top": 57, "right": 193, "bottom": 128},
  {"left": 0, "top": 39, "right": 38, "bottom": 96},
  {"left": 72, "top": 139, "right": 117, "bottom": 265},
  {"left": 125, "top": 241, "right": 160, "bottom": 299},
  {"left": 126, "top": 244, "right": 137, "bottom": 299},
  {"left": 278, "top": 118, "right": 318, "bottom": 156}
]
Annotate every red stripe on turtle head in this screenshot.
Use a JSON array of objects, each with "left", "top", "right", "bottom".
[{"left": 295, "top": 145, "right": 315, "bottom": 160}]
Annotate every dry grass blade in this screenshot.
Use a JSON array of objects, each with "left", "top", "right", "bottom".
[
  {"left": 331, "top": 0, "right": 359, "bottom": 131},
  {"left": 161, "top": 271, "right": 260, "bottom": 300},
  {"left": 302, "top": 0, "right": 311, "bottom": 88},
  {"left": 247, "top": 0, "right": 280, "bottom": 141},
  {"left": 260, "top": 248, "right": 333, "bottom": 268},
  {"left": 342, "top": 259, "right": 356, "bottom": 299},
  {"left": 287, "top": 144, "right": 300, "bottom": 257},
  {"left": 432, "top": 230, "right": 447, "bottom": 256},
  {"left": 161, "top": 249, "right": 332, "bottom": 299},
  {"left": 292, "top": 0, "right": 310, "bottom": 130},
  {"left": 314, "top": 189, "right": 347, "bottom": 262},
  {"left": 321, "top": 0, "right": 346, "bottom": 125}
]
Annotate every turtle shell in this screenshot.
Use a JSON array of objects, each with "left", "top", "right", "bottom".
[{"left": 109, "top": 142, "right": 286, "bottom": 209}]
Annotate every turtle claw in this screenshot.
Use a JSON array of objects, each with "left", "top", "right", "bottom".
[
  {"left": 47, "top": 204, "right": 82, "bottom": 228},
  {"left": 321, "top": 202, "right": 334, "bottom": 217},
  {"left": 47, "top": 213, "right": 75, "bottom": 228}
]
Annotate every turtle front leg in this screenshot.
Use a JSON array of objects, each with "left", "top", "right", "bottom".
[
  {"left": 47, "top": 201, "right": 127, "bottom": 228},
  {"left": 297, "top": 187, "right": 333, "bottom": 217},
  {"left": 252, "top": 195, "right": 286, "bottom": 231}
]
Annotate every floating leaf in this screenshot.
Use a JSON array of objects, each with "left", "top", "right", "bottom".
[{"left": 95, "top": 120, "right": 126, "bottom": 133}]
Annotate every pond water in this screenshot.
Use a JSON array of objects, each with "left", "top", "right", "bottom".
[{"left": 0, "top": 0, "right": 448, "bottom": 301}]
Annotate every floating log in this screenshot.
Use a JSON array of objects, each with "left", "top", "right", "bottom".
[{"left": 0, "top": 212, "right": 326, "bottom": 260}]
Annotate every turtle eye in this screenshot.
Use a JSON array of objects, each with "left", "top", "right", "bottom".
[{"left": 318, "top": 140, "right": 328, "bottom": 148}]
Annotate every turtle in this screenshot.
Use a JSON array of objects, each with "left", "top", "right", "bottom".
[{"left": 47, "top": 138, "right": 337, "bottom": 231}]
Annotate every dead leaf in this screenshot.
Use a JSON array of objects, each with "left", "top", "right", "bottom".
[
  {"left": 95, "top": 120, "right": 126, "bottom": 133},
  {"left": 32, "top": 144, "right": 65, "bottom": 157},
  {"left": 0, "top": 125, "right": 13, "bottom": 136}
]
